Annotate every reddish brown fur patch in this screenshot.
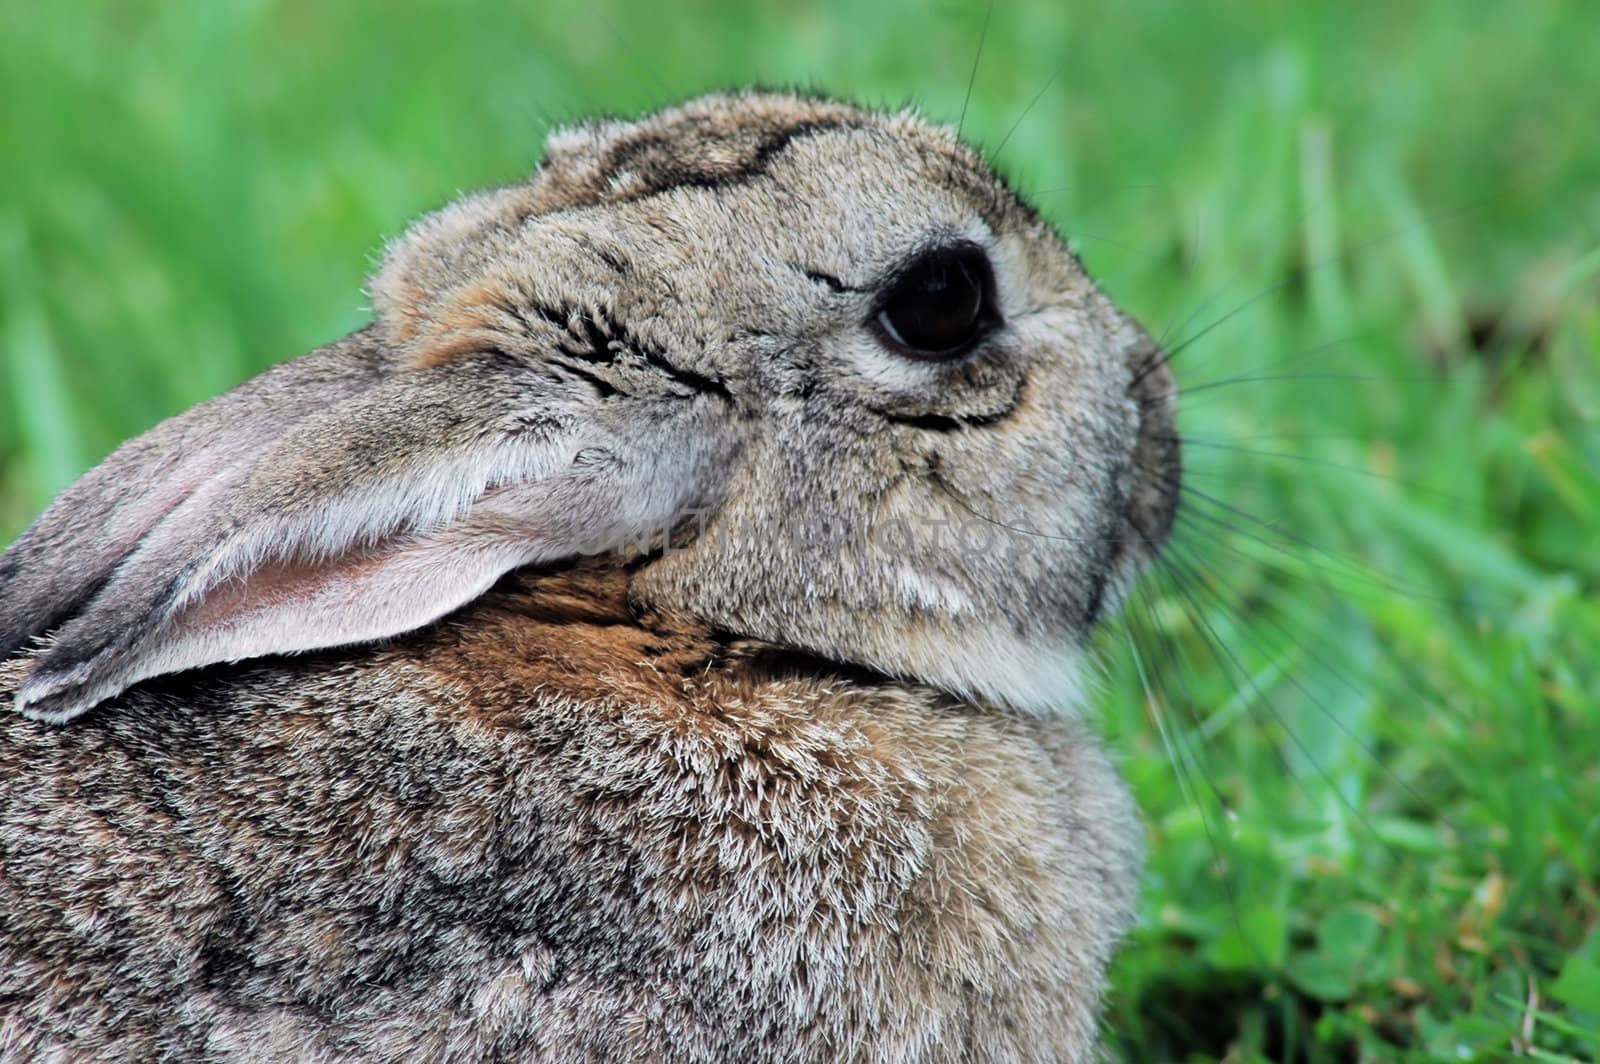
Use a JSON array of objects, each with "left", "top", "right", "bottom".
[
  {"left": 379, "top": 277, "right": 432, "bottom": 346},
  {"left": 410, "top": 278, "right": 527, "bottom": 370},
  {"left": 416, "top": 564, "right": 721, "bottom": 728}
]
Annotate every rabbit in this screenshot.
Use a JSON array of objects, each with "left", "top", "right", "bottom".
[{"left": 0, "top": 90, "right": 1180, "bottom": 1062}]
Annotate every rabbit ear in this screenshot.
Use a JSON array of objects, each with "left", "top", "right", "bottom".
[
  {"left": 2, "top": 338, "right": 727, "bottom": 723},
  {"left": 0, "top": 331, "right": 388, "bottom": 668}
]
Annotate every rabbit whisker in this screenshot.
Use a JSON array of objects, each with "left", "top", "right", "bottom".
[{"left": 956, "top": 0, "right": 995, "bottom": 140}]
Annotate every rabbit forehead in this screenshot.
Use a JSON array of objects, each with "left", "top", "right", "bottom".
[
  {"left": 370, "top": 92, "right": 1037, "bottom": 349},
  {"left": 536, "top": 90, "right": 984, "bottom": 210}
]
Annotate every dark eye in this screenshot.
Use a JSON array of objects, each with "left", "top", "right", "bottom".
[{"left": 874, "top": 244, "right": 997, "bottom": 359}]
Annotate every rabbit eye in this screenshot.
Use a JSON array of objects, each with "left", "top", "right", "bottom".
[{"left": 874, "top": 244, "right": 997, "bottom": 359}]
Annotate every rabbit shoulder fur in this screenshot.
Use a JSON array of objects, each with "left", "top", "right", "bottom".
[{"left": 1, "top": 564, "right": 1140, "bottom": 1061}]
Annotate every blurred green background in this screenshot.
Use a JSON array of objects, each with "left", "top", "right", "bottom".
[{"left": 2, "top": 2, "right": 1597, "bottom": 1060}]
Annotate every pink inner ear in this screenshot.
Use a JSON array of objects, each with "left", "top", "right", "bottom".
[{"left": 154, "top": 527, "right": 556, "bottom": 677}]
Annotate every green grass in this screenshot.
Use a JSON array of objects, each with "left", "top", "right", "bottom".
[{"left": 2, "top": 2, "right": 1596, "bottom": 1059}]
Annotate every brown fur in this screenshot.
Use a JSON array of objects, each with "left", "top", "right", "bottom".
[
  {"left": 0, "top": 90, "right": 1179, "bottom": 1060},
  {"left": 0, "top": 564, "right": 1138, "bottom": 1061}
]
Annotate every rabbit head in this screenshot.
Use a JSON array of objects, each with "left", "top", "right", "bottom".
[{"left": 0, "top": 90, "right": 1179, "bottom": 723}]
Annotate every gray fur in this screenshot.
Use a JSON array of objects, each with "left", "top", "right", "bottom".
[{"left": 0, "top": 91, "right": 1180, "bottom": 1060}]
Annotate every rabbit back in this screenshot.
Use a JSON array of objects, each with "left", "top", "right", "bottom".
[{"left": 0, "top": 565, "right": 1139, "bottom": 1062}]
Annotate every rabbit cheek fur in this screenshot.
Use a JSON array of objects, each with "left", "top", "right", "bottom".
[{"left": 0, "top": 92, "right": 1179, "bottom": 1061}]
